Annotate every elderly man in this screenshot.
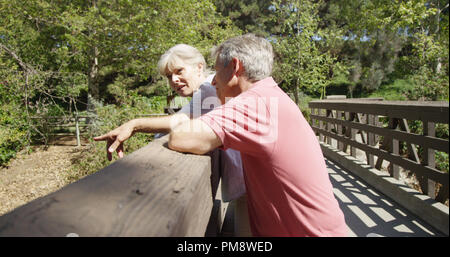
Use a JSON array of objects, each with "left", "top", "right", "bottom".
[{"left": 169, "top": 34, "right": 348, "bottom": 237}]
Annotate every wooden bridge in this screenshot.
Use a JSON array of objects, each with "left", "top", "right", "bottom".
[{"left": 0, "top": 99, "right": 447, "bottom": 237}]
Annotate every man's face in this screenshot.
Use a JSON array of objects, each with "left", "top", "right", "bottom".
[
  {"left": 212, "top": 57, "right": 236, "bottom": 104},
  {"left": 166, "top": 60, "right": 201, "bottom": 97}
]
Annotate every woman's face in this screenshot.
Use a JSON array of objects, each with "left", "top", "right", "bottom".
[{"left": 166, "top": 60, "right": 203, "bottom": 97}]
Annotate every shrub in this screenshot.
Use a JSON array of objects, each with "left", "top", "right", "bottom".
[{"left": 67, "top": 96, "right": 163, "bottom": 183}]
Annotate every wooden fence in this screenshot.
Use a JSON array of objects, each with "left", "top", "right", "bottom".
[
  {"left": 30, "top": 115, "right": 96, "bottom": 146},
  {"left": 309, "top": 99, "right": 449, "bottom": 204},
  {"left": 31, "top": 113, "right": 171, "bottom": 146},
  {"left": 0, "top": 135, "right": 224, "bottom": 236}
]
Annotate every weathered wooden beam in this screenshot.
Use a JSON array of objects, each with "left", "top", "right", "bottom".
[
  {"left": 310, "top": 115, "right": 449, "bottom": 153},
  {"left": 421, "top": 120, "right": 437, "bottom": 198},
  {"left": 309, "top": 100, "right": 449, "bottom": 123},
  {"left": 326, "top": 95, "right": 347, "bottom": 99},
  {"left": 0, "top": 136, "right": 219, "bottom": 237}
]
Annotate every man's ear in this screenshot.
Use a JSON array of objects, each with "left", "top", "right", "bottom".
[{"left": 231, "top": 57, "right": 245, "bottom": 76}]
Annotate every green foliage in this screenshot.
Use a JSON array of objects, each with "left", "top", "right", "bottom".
[
  {"left": 435, "top": 123, "right": 449, "bottom": 173},
  {"left": 406, "top": 66, "right": 449, "bottom": 101},
  {"left": 0, "top": 127, "right": 27, "bottom": 167},
  {"left": 213, "top": 0, "right": 274, "bottom": 36},
  {"left": 0, "top": 0, "right": 241, "bottom": 167},
  {"left": 366, "top": 79, "right": 415, "bottom": 100},
  {"left": 0, "top": 72, "right": 29, "bottom": 166},
  {"left": 293, "top": 93, "right": 316, "bottom": 123},
  {"left": 0, "top": 0, "right": 241, "bottom": 104},
  {"left": 271, "top": 0, "right": 343, "bottom": 102},
  {"left": 317, "top": 0, "right": 448, "bottom": 95},
  {"left": 67, "top": 97, "right": 163, "bottom": 182},
  {"left": 436, "top": 151, "right": 449, "bottom": 173}
]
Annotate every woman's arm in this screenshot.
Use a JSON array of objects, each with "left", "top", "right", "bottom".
[{"left": 131, "top": 113, "right": 189, "bottom": 133}]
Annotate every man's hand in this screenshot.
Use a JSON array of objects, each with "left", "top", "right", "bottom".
[{"left": 93, "top": 121, "right": 135, "bottom": 161}]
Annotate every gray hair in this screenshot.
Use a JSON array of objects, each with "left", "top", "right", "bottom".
[
  {"left": 158, "top": 44, "right": 209, "bottom": 76},
  {"left": 212, "top": 33, "right": 274, "bottom": 82}
]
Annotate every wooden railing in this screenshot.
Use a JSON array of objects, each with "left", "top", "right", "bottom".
[
  {"left": 30, "top": 115, "right": 96, "bottom": 146},
  {"left": 309, "top": 99, "right": 449, "bottom": 204},
  {"left": 31, "top": 113, "right": 169, "bottom": 146},
  {"left": 0, "top": 135, "right": 223, "bottom": 236}
]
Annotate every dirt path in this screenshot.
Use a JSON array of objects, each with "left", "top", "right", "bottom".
[{"left": 0, "top": 137, "right": 88, "bottom": 216}]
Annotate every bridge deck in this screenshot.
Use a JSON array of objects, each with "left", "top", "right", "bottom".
[
  {"left": 326, "top": 158, "right": 442, "bottom": 237},
  {"left": 220, "top": 158, "right": 443, "bottom": 237}
]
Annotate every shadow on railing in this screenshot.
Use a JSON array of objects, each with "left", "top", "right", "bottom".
[
  {"left": 0, "top": 135, "right": 224, "bottom": 236},
  {"left": 309, "top": 98, "right": 449, "bottom": 235}
]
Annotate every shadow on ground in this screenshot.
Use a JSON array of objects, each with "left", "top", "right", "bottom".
[{"left": 326, "top": 159, "right": 444, "bottom": 237}]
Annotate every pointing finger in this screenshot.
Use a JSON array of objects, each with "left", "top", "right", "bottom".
[
  {"left": 109, "top": 138, "right": 122, "bottom": 154},
  {"left": 93, "top": 134, "right": 109, "bottom": 141}
]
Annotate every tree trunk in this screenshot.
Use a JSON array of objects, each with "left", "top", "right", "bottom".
[
  {"left": 87, "top": 45, "right": 99, "bottom": 113},
  {"left": 294, "top": 79, "right": 299, "bottom": 105},
  {"left": 435, "top": 0, "right": 442, "bottom": 73},
  {"left": 87, "top": 0, "right": 99, "bottom": 115}
]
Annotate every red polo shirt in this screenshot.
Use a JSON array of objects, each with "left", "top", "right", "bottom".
[{"left": 199, "top": 77, "right": 347, "bottom": 236}]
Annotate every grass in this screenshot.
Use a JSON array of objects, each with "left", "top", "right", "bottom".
[{"left": 365, "top": 79, "right": 415, "bottom": 100}]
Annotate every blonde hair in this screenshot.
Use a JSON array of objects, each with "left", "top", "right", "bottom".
[{"left": 158, "top": 44, "right": 209, "bottom": 76}]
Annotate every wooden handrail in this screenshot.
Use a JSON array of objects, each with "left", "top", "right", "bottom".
[
  {"left": 0, "top": 135, "right": 221, "bottom": 236},
  {"left": 309, "top": 99, "right": 449, "bottom": 203},
  {"left": 309, "top": 99, "right": 449, "bottom": 123},
  {"left": 310, "top": 114, "right": 449, "bottom": 153}
]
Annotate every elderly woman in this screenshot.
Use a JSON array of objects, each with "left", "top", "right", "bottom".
[{"left": 94, "top": 44, "right": 250, "bottom": 236}]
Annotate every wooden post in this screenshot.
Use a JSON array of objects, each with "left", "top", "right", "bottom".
[
  {"left": 390, "top": 118, "right": 400, "bottom": 179},
  {"left": 337, "top": 110, "right": 344, "bottom": 151},
  {"left": 311, "top": 108, "right": 317, "bottom": 134},
  {"left": 342, "top": 112, "right": 350, "bottom": 154},
  {"left": 398, "top": 119, "right": 420, "bottom": 163},
  {"left": 350, "top": 113, "right": 357, "bottom": 158},
  {"left": 326, "top": 110, "right": 332, "bottom": 145},
  {"left": 375, "top": 115, "right": 381, "bottom": 144},
  {"left": 422, "top": 120, "right": 436, "bottom": 199},
  {"left": 319, "top": 109, "right": 324, "bottom": 142},
  {"left": 367, "top": 114, "right": 375, "bottom": 167},
  {"left": 75, "top": 116, "right": 81, "bottom": 147},
  {"left": 375, "top": 117, "right": 392, "bottom": 172}
]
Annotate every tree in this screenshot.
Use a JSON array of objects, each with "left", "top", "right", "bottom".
[
  {"left": 316, "top": 0, "right": 448, "bottom": 98},
  {"left": 0, "top": 0, "right": 241, "bottom": 164},
  {"left": 213, "top": 0, "right": 274, "bottom": 36},
  {"left": 1, "top": 0, "right": 241, "bottom": 107},
  {"left": 271, "top": 0, "right": 342, "bottom": 103},
  {"left": 1, "top": 0, "right": 240, "bottom": 104}
]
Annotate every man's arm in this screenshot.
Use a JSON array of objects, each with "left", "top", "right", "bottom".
[
  {"left": 94, "top": 113, "right": 189, "bottom": 160},
  {"left": 168, "top": 119, "right": 222, "bottom": 155}
]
